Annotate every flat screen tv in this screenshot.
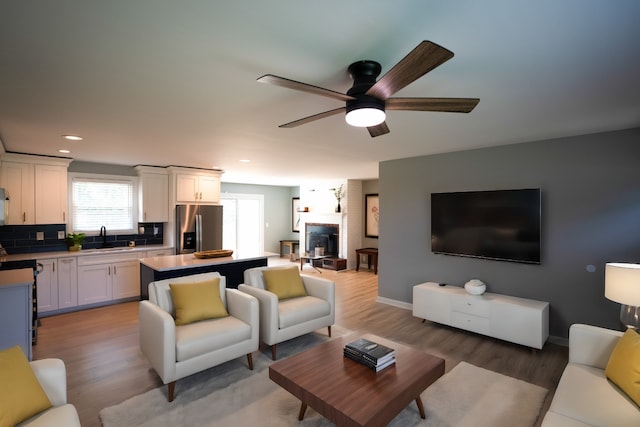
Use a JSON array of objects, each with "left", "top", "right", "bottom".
[{"left": 431, "top": 188, "right": 541, "bottom": 264}]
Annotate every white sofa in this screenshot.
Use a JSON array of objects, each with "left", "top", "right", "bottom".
[
  {"left": 239, "top": 266, "right": 334, "bottom": 360},
  {"left": 541, "top": 324, "right": 640, "bottom": 427},
  {"left": 139, "top": 272, "right": 259, "bottom": 401},
  {"left": 18, "top": 358, "right": 81, "bottom": 427}
]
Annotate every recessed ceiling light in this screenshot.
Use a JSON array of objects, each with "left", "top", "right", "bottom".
[
  {"left": 58, "top": 149, "right": 71, "bottom": 154},
  {"left": 63, "top": 135, "right": 83, "bottom": 141},
  {"left": 239, "top": 159, "right": 251, "bottom": 163}
]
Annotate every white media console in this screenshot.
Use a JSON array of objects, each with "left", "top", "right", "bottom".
[{"left": 413, "top": 282, "right": 549, "bottom": 349}]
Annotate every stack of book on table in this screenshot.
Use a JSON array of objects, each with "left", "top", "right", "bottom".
[{"left": 343, "top": 338, "right": 396, "bottom": 372}]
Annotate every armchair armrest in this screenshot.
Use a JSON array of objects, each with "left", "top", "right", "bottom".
[
  {"left": 569, "top": 323, "right": 623, "bottom": 369},
  {"left": 301, "top": 275, "right": 335, "bottom": 304},
  {"left": 30, "top": 359, "right": 67, "bottom": 407},
  {"left": 139, "top": 300, "right": 177, "bottom": 383},
  {"left": 238, "top": 284, "right": 279, "bottom": 344},
  {"left": 225, "top": 289, "right": 259, "bottom": 331}
]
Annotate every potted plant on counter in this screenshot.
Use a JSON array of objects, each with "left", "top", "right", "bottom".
[{"left": 65, "top": 232, "right": 85, "bottom": 251}]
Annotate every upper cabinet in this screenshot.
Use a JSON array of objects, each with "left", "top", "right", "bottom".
[
  {"left": 0, "top": 154, "right": 71, "bottom": 225},
  {"left": 169, "top": 167, "right": 222, "bottom": 204},
  {"left": 35, "top": 164, "right": 68, "bottom": 224},
  {"left": 0, "top": 161, "right": 34, "bottom": 224},
  {"left": 135, "top": 166, "right": 169, "bottom": 222}
]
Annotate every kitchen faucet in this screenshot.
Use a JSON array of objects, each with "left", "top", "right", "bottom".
[{"left": 99, "top": 226, "right": 109, "bottom": 247}]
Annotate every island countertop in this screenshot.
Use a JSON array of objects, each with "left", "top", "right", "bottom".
[
  {"left": 138, "top": 252, "right": 276, "bottom": 297},
  {"left": 139, "top": 251, "right": 277, "bottom": 272}
]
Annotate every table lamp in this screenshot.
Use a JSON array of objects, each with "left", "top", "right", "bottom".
[{"left": 605, "top": 263, "right": 640, "bottom": 329}]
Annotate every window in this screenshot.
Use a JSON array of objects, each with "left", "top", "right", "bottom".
[{"left": 69, "top": 174, "right": 137, "bottom": 234}]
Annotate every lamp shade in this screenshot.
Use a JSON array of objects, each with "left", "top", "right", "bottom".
[{"left": 605, "top": 263, "right": 640, "bottom": 306}]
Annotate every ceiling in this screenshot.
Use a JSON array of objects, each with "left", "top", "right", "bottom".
[{"left": 1, "top": 1, "right": 639, "bottom": 186}]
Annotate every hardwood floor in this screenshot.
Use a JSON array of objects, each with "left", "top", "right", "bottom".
[{"left": 33, "top": 261, "right": 567, "bottom": 427}]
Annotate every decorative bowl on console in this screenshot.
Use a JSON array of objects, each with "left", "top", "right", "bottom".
[{"left": 464, "top": 279, "right": 486, "bottom": 295}]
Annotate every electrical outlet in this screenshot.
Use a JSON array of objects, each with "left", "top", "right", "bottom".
[
  {"left": 58, "top": 231, "right": 65, "bottom": 239},
  {"left": 36, "top": 231, "right": 44, "bottom": 241}
]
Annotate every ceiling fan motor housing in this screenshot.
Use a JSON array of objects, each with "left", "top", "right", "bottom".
[{"left": 346, "top": 60, "right": 385, "bottom": 117}]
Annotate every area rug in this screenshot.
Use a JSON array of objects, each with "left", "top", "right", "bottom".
[{"left": 100, "top": 335, "right": 547, "bottom": 427}]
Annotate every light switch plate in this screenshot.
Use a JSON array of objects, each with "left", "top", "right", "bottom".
[
  {"left": 58, "top": 231, "right": 65, "bottom": 239},
  {"left": 36, "top": 231, "right": 44, "bottom": 241}
]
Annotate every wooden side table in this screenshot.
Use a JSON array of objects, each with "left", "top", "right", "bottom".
[
  {"left": 355, "top": 247, "right": 378, "bottom": 274},
  {"left": 279, "top": 240, "right": 300, "bottom": 260}
]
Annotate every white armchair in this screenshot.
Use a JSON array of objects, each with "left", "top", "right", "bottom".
[
  {"left": 239, "top": 265, "right": 335, "bottom": 360},
  {"left": 139, "top": 272, "right": 259, "bottom": 402},
  {"left": 18, "top": 359, "right": 81, "bottom": 427}
]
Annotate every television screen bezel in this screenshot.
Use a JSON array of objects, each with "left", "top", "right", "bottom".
[{"left": 430, "top": 188, "right": 542, "bottom": 264}]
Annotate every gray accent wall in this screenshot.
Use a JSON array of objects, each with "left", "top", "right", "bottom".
[{"left": 379, "top": 127, "right": 640, "bottom": 338}]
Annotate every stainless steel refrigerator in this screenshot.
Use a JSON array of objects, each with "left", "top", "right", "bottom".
[{"left": 175, "top": 204, "right": 223, "bottom": 254}]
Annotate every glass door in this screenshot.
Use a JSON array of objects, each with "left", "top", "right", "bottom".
[{"left": 220, "top": 193, "right": 264, "bottom": 257}]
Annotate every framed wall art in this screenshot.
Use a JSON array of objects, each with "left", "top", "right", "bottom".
[
  {"left": 292, "top": 197, "right": 301, "bottom": 232},
  {"left": 365, "top": 193, "right": 379, "bottom": 238}
]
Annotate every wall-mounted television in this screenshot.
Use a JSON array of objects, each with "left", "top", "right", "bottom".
[{"left": 431, "top": 188, "right": 541, "bottom": 264}]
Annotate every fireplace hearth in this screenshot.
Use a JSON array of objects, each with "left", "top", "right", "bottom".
[{"left": 305, "top": 223, "right": 339, "bottom": 257}]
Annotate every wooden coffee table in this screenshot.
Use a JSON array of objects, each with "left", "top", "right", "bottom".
[{"left": 269, "top": 333, "right": 445, "bottom": 427}]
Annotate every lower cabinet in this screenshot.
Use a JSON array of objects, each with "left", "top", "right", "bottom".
[
  {"left": 78, "top": 254, "right": 141, "bottom": 305},
  {"left": 57, "top": 257, "right": 78, "bottom": 309},
  {"left": 36, "top": 259, "right": 58, "bottom": 313}
]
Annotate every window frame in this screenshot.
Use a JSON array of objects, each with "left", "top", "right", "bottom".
[{"left": 67, "top": 172, "right": 139, "bottom": 236}]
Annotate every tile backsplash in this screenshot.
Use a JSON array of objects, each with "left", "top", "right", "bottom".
[{"left": 0, "top": 223, "right": 164, "bottom": 254}]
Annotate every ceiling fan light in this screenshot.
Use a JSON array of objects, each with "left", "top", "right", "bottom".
[{"left": 345, "top": 107, "right": 386, "bottom": 127}]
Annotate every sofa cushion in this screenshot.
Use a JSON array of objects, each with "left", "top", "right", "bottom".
[
  {"left": 149, "top": 272, "right": 225, "bottom": 314},
  {"left": 263, "top": 266, "right": 307, "bottom": 300},
  {"left": 278, "top": 296, "right": 331, "bottom": 329},
  {"left": 540, "top": 411, "right": 593, "bottom": 427},
  {"left": 549, "top": 363, "right": 640, "bottom": 427},
  {"left": 0, "top": 346, "right": 52, "bottom": 427},
  {"left": 17, "top": 404, "right": 80, "bottom": 427},
  {"left": 175, "top": 315, "right": 251, "bottom": 362},
  {"left": 170, "top": 278, "right": 228, "bottom": 325},
  {"left": 605, "top": 328, "right": 640, "bottom": 406}
]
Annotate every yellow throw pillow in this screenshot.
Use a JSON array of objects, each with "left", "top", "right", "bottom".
[
  {"left": 605, "top": 328, "right": 640, "bottom": 406},
  {"left": 169, "top": 278, "right": 229, "bottom": 326},
  {"left": 262, "top": 266, "right": 307, "bottom": 300},
  {"left": 0, "top": 346, "right": 52, "bottom": 427}
]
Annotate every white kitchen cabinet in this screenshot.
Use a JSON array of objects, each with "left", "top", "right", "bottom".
[
  {"left": 57, "top": 257, "right": 78, "bottom": 309},
  {"left": 135, "top": 166, "right": 169, "bottom": 222},
  {"left": 413, "top": 282, "right": 549, "bottom": 349},
  {"left": 111, "top": 260, "right": 140, "bottom": 299},
  {"left": 145, "top": 248, "right": 174, "bottom": 257},
  {"left": 0, "top": 154, "right": 71, "bottom": 225},
  {"left": 171, "top": 168, "right": 222, "bottom": 204},
  {"left": 35, "top": 164, "right": 68, "bottom": 224},
  {"left": 36, "top": 259, "right": 58, "bottom": 312},
  {"left": 77, "top": 252, "right": 141, "bottom": 305},
  {"left": 0, "top": 161, "right": 35, "bottom": 224},
  {"left": 77, "top": 263, "right": 111, "bottom": 305}
]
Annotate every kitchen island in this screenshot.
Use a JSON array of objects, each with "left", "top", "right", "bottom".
[{"left": 138, "top": 252, "right": 272, "bottom": 299}]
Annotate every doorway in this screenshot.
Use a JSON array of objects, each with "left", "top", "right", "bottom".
[{"left": 220, "top": 193, "right": 264, "bottom": 256}]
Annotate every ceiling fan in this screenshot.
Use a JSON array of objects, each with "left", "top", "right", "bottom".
[{"left": 257, "top": 40, "right": 479, "bottom": 138}]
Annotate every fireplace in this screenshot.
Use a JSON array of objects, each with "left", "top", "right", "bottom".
[{"left": 305, "top": 223, "right": 339, "bottom": 257}]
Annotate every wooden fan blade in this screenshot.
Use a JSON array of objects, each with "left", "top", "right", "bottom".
[
  {"left": 366, "top": 41, "right": 454, "bottom": 100},
  {"left": 367, "top": 122, "right": 390, "bottom": 137},
  {"left": 258, "top": 74, "right": 354, "bottom": 102},
  {"left": 386, "top": 97, "right": 479, "bottom": 113},
  {"left": 279, "top": 107, "right": 346, "bottom": 128}
]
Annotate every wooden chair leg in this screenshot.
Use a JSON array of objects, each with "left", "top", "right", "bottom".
[
  {"left": 247, "top": 353, "right": 254, "bottom": 370},
  {"left": 328, "top": 325, "right": 332, "bottom": 337},
  {"left": 167, "top": 381, "right": 176, "bottom": 402},
  {"left": 271, "top": 344, "right": 277, "bottom": 360}
]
